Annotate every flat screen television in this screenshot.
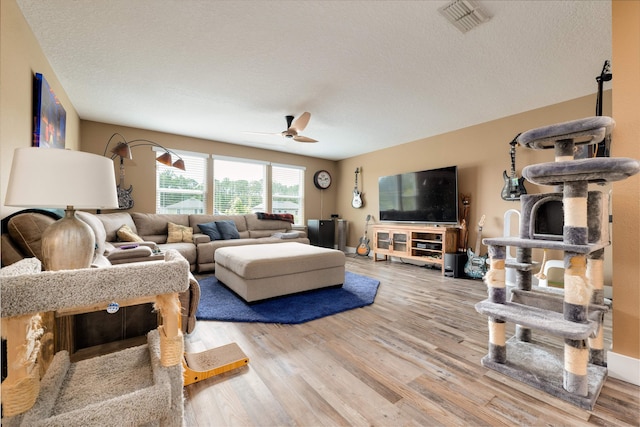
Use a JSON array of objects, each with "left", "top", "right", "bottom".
[{"left": 378, "top": 165, "right": 458, "bottom": 224}]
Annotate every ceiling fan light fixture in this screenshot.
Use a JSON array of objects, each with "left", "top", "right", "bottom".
[{"left": 439, "top": 0, "right": 491, "bottom": 33}]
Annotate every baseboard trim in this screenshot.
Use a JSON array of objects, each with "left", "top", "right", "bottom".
[{"left": 607, "top": 351, "right": 640, "bottom": 386}]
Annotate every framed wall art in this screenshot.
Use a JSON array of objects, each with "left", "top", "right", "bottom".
[{"left": 33, "top": 72, "right": 66, "bottom": 149}]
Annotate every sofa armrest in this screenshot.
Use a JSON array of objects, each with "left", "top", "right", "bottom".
[
  {"left": 193, "top": 233, "right": 210, "bottom": 245},
  {"left": 180, "top": 273, "right": 201, "bottom": 334}
]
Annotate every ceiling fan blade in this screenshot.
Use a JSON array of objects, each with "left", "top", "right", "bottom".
[
  {"left": 242, "top": 131, "right": 281, "bottom": 137},
  {"left": 291, "top": 112, "right": 311, "bottom": 132},
  {"left": 293, "top": 135, "right": 317, "bottom": 143}
]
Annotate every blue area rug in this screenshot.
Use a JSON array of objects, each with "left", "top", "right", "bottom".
[{"left": 196, "top": 271, "right": 380, "bottom": 324}]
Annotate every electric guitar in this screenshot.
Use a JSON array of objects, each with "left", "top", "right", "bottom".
[
  {"left": 501, "top": 133, "right": 527, "bottom": 201},
  {"left": 352, "top": 167, "right": 363, "bottom": 209},
  {"left": 116, "top": 156, "right": 134, "bottom": 209},
  {"left": 464, "top": 215, "right": 488, "bottom": 279},
  {"left": 356, "top": 214, "right": 372, "bottom": 256}
]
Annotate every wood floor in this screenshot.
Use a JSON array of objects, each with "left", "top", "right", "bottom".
[{"left": 184, "top": 256, "right": 639, "bottom": 426}]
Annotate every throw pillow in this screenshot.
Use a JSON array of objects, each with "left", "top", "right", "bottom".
[
  {"left": 117, "top": 224, "right": 144, "bottom": 243},
  {"left": 216, "top": 220, "right": 240, "bottom": 240},
  {"left": 7, "top": 213, "right": 56, "bottom": 259},
  {"left": 198, "top": 221, "right": 222, "bottom": 241},
  {"left": 167, "top": 222, "right": 193, "bottom": 243}
]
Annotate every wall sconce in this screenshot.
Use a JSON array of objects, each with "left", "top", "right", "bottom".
[{"left": 103, "top": 133, "right": 186, "bottom": 209}]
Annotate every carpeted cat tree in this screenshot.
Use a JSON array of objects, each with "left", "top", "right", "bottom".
[
  {"left": 1, "top": 250, "right": 190, "bottom": 426},
  {"left": 475, "top": 116, "right": 640, "bottom": 409}
]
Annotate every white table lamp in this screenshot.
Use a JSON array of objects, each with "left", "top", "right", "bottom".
[{"left": 4, "top": 148, "right": 119, "bottom": 270}]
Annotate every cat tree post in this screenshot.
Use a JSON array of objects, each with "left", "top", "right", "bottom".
[
  {"left": 1, "top": 314, "right": 42, "bottom": 417},
  {"left": 562, "top": 179, "right": 590, "bottom": 396},
  {"left": 588, "top": 249, "right": 606, "bottom": 366},
  {"left": 486, "top": 244, "right": 507, "bottom": 363},
  {"left": 515, "top": 247, "right": 532, "bottom": 342}
]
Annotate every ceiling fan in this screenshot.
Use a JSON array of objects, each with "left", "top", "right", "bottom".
[{"left": 248, "top": 112, "right": 318, "bottom": 143}]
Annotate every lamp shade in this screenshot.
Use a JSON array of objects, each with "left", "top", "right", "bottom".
[{"left": 5, "top": 148, "right": 119, "bottom": 210}]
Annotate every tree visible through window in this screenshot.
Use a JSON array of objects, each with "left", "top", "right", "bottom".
[
  {"left": 272, "top": 165, "right": 304, "bottom": 224},
  {"left": 213, "top": 159, "right": 265, "bottom": 215},
  {"left": 213, "top": 158, "right": 304, "bottom": 223}
]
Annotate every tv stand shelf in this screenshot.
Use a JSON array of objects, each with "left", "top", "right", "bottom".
[{"left": 372, "top": 224, "right": 458, "bottom": 274}]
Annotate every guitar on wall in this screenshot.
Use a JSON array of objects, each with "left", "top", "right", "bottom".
[
  {"left": 501, "top": 133, "right": 527, "bottom": 201},
  {"left": 116, "top": 156, "right": 134, "bottom": 210},
  {"left": 464, "top": 214, "right": 488, "bottom": 279},
  {"left": 356, "top": 214, "right": 372, "bottom": 256},
  {"left": 352, "top": 168, "right": 363, "bottom": 209}
]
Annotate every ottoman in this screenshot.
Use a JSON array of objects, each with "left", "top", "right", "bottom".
[{"left": 214, "top": 242, "right": 346, "bottom": 302}]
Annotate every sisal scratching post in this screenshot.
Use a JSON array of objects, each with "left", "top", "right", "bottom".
[
  {"left": 588, "top": 250, "right": 606, "bottom": 366},
  {"left": 155, "top": 293, "right": 184, "bottom": 367},
  {"left": 1, "top": 314, "right": 43, "bottom": 417},
  {"left": 562, "top": 179, "right": 590, "bottom": 396},
  {"left": 485, "top": 245, "right": 507, "bottom": 363}
]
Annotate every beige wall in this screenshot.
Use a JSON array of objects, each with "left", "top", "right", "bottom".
[
  {"left": 0, "top": 0, "right": 81, "bottom": 218},
  {"left": 80, "top": 121, "right": 337, "bottom": 218},
  {"left": 611, "top": 0, "right": 640, "bottom": 360}
]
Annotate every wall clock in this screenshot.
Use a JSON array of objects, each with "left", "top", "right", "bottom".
[{"left": 313, "top": 170, "right": 332, "bottom": 189}]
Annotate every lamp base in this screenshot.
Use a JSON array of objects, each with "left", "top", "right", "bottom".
[{"left": 41, "top": 207, "right": 95, "bottom": 271}]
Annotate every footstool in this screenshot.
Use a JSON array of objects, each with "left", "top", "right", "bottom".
[{"left": 214, "top": 242, "right": 346, "bottom": 302}]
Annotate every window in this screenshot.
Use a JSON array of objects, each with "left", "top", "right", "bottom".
[
  {"left": 213, "top": 157, "right": 305, "bottom": 223},
  {"left": 272, "top": 164, "right": 304, "bottom": 224},
  {"left": 156, "top": 151, "right": 207, "bottom": 214},
  {"left": 213, "top": 158, "right": 266, "bottom": 215}
]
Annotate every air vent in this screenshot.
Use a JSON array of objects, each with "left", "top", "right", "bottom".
[{"left": 439, "top": 0, "right": 491, "bottom": 33}]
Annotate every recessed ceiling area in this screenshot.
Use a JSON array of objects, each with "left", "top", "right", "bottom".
[{"left": 16, "top": 1, "right": 611, "bottom": 161}]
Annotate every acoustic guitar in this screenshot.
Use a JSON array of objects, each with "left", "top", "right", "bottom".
[
  {"left": 356, "top": 214, "right": 372, "bottom": 256},
  {"left": 464, "top": 215, "right": 488, "bottom": 279},
  {"left": 501, "top": 133, "right": 526, "bottom": 201},
  {"left": 352, "top": 168, "right": 363, "bottom": 209}
]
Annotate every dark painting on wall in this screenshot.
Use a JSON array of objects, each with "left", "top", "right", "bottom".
[{"left": 33, "top": 72, "right": 66, "bottom": 149}]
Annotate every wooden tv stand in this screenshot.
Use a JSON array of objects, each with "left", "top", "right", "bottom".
[{"left": 371, "top": 224, "right": 458, "bottom": 274}]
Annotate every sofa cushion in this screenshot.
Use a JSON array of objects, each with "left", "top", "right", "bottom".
[
  {"left": 131, "top": 213, "right": 190, "bottom": 241},
  {"left": 97, "top": 212, "right": 138, "bottom": 242},
  {"left": 215, "top": 220, "right": 240, "bottom": 240},
  {"left": 76, "top": 211, "right": 108, "bottom": 256},
  {"left": 159, "top": 242, "right": 197, "bottom": 265},
  {"left": 7, "top": 213, "right": 56, "bottom": 260},
  {"left": 197, "top": 221, "right": 221, "bottom": 241},
  {"left": 167, "top": 222, "right": 193, "bottom": 243},
  {"left": 117, "top": 224, "right": 144, "bottom": 243}
]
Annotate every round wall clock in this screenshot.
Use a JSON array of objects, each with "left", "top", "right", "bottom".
[{"left": 313, "top": 170, "right": 332, "bottom": 189}]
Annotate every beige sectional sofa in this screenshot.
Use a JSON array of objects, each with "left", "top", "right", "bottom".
[{"left": 80, "top": 211, "right": 309, "bottom": 273}]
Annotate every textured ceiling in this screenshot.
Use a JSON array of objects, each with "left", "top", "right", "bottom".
[{"left": 16, "top": 1, "right": 611, "bottom": 160}]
